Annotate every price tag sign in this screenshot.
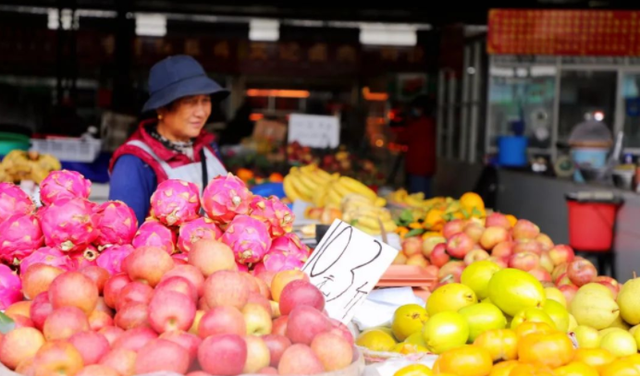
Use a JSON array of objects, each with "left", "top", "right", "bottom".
[
  {"left": 288, "top": 113, "right": 340, "bottom": 149},
  {"left": 301, "top": 219, "right": 399, "bottom": 323}
]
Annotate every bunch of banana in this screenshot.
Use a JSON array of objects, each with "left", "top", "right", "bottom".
[
  {"left": 341, "top": 194, "right": 397, "bottom": 235},
  {"left": 387, "top": 188, "right": 450, "bottom": 209},
  {"left": 283, "top": 164, "right": 335, "bottom": 203}
]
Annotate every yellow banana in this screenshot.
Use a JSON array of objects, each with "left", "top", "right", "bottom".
[
  {"left": 312, "top": 184, "right": 329, "bottom": 207},
  {"left": 338, "top": 176, "right": 377, "bottom": 201},
  {"left": 374, "top": 197, "right": 387, "bottom": 207},
  {"left": 326, "top": 188, "right": 343, "bottom": 207},
  {"left": 283, "top": 176, "right": 302, "bottom": 202},
  {"left": 289, "top": 175, "right": 313, "bottom": 201}
]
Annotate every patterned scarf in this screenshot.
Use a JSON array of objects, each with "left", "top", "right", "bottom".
[{"left": 146, "top": 123, "right": 195, "bottom": 160}]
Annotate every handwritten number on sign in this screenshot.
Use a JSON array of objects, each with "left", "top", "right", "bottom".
[{"left": 303, "top": 222, "right": 383, "bottom": 312}]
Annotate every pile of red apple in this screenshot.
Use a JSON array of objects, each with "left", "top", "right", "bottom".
[
  {"left": 0, "top": 240, "right": 356, "bottom": 376},
  {"left": 401, "top": 212, "right": 619, "bottom": 301}
]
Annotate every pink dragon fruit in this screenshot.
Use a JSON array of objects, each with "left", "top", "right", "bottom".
[
  {"left": 253, "top": 251, "right": 305, "bottom": 274},
  {"left": 40, "top": 198, "right": 99, "bottom": 253},
  {"left": 150, "top": 179, "right": 201, "bottom": 227},
  {"left": 201, "top": 173, "right": 252, "bottom": 225},
  {"left": 19, "top": 247, "right": 74, "bottom": 275},
  {"left": 249, "top": 195, "right": 294, "bottom": 237},
  {"left": 0, "top": 264, "right": 22, "bottom": 310},
  {"left": 94, "top": 201, "right": 138, "bottom": 249},
  {"left": 236, "top": 263, "right": 249, "bottom": 273},
  {"left": 0, "top": 213, "right": 44, "bottom": 264},
  {"left": 132, "top": 220, "right": 177, "bottom": 255},
  {"left": 96, "top": 244, "right": 134, "bottom": 275},
  {"left": 221, "top": 214, "right": 272, "bottom": 265},
  {"left": 270, "top": 233, "right": 311, "bottom": 261},
  {"left": 70, "top": 246, "right": 99, "bottom": 269},
  {"left": 0, "top": 182, "right": 35, "bottom": 224},
  {"left": 177, "top": 217, "right": 223, "bottom": 254},
  {"left": 39, "top": 170, "right": 91, "bottom": 206}
]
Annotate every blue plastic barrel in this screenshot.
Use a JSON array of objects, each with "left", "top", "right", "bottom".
[
  {"left": 497, "top": 136, "right": 528, "bottom": 167},
  {"left": 250, "top": 182, "right": 286, "bottom": 199}
]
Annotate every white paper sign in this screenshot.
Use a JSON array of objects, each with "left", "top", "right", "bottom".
[
  {"left": 288, "top": 113, "right": 340, "bottom": 148},
  {"left": 301, "top": 219, "right": 399, "bottom": 323}
]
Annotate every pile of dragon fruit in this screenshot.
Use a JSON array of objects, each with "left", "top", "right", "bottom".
[{"left": 0, "top": 170, "right": 309, "bottom": 310}]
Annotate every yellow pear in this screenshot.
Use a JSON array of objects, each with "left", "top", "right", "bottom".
[
  {"left": 570, "top": 288, "right": 620, "bottom": 330},
  {"left": 598, "top": 328, "right": 625, "bottom": 338},
  {"left": 600, "top": 331, "right": 638, "bottom": 357},
  {"left": 617, "top": 278, "right": 640, "bottom": 326},
  {"left": 404, "top": 331, "right": 427, "bottom": 347},
  {"left": 544, "top": 287, "right": 567, "bottom": 308},
  {"left": 568, "top": 314, "right": 578, "bottom": 332},
  {"left": 458, "top": 302, "right": 507, "bottom": 342},
  {"left": 488, "top": 269, "right": 546, "bottom": 317},
  {"left": 510, "top": 308, "right": 556, "bottom": 330},
  {"left": 608, "top": 315, "right": 631, "bottom": 331},
  {"left": 461, "top": 260, "right": 501, "bottom": 300},
  {"left": 574, "top": 325, "right": 601, "bottom": 349},
  {"left": 630, "top": 325, "right": 640, "bottom": 336},
  {"left": 421, "top": 311, "right": 469, "bottom": 354},
  {"left": 579, "top": 283, "right": 614, "bottom": 299},
  {"left": 392, "top": 304, "right": 429, "bottom": 341},
  {"left": 633, "top": 326, "right": 640, "bottom": 349},
  {"left": 356, "top": 329, "right": 397, "bottom": 352},
  {"left": 427, "top": 283, "right": 477, "bottom": 316},
  {"left": 543, "top": 300, "right": 570, "bottom": 332}
]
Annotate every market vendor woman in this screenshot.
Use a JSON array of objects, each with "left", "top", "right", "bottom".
[{"left": 109, "top": 55, "right": 229, "bottom": 224}]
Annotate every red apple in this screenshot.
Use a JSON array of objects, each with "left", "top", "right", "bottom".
[
  {"left": 487, "top": 256, "right": 508, "bottom": 269},
  {"left": 30, "top": 292, "right": 52, "bottom": 331},
  {"left": 112, "top": 327, "right": 158, "bottom": 352},
  {"left": 446, "top": 232, "right": 475, "bottom": 259},
  {"left": 329, "top": 318, "right": 355, "bottom": 345},
  {"left": 43, "top": 306, "right": 90, "bottom": 341},
  {"left": 79, "top": 266, "right": 110, "bottom": 294},
  {"left": 69, "top": 331, "right": 110, "bottom": 366},
  {"left": 430, "top": 243, "right": 450, "bottom": 267},
  {"left": 480, "top": 227, "right": 510, "bottom": 251},
  {"left": 160, "top": 265, "right": 205, "bottom": 298},
  {"left": 279, "top": 280, "right": 324, "bottom": 316},
  {"left": 555, "top": 273, "right": 574, "bottom": 287},
  {"left": 243, "top": 336, "right": 271, "bottom": 374},
  {"left": 311, "top": 331, "right": 354, "bottom": 372},
  {"left": 160, "top": 329, "right": 202, "bottom": 366},
  {"left": 263, "top": 334, "right": 291, "bottom": 368},
  {"left": 103, "top": 273, "right": 132, "bottom": 309},
  {"left": 405, "top": 254, "right": 429, "bottom": 268},
  {"left": 204, "top": 270, "right": 251, "bottom": 310},
  {"left": 512, "top": 240, "right": 543, "bottom": 256},
  {"left": 529, "top": 267, "right": 552, "bottom": 283},
  {"left": 548, "top": 245, "right": 575, "bottom": 266},
  {"left": 512, "top": 219, "right": 541, "bottom": 240},
  {"left": 552, "top": 263, "right": 569, "bottom": 281},
  {"left": 272, "top": 316, "right": 288, "bottom": 337},
  {"left": 485, "top": 213, "right": 511, "bottom": 229},
  {"left": 116, "top": 281, "right": 154, "bottom": 311},
  {"left": 198, "top": 334, "right": 247, "bottom": 376},
  {"left": 536, "top": 234, "right": 554, "bottom": 251},
  {"left": 114, "top": 301, "right": 149, "bottom": 330},
  {"left": 99, "top": 348, "right": 136, "bottom": 376},
  {"left": 49, "top": 271, "right": 99, "bottom": 315},
  {"left": 567, "top": 259, "right": 597, "bottom": 287},
  {"left": 508, "top": 252, "right": 540, "bottom": 272},
  {"left": 539, "top": 251, "right": 554, "bottom": 273},
  {"left": 98, "top": 326, "right": 124, "bottom": 347},
  {"left": 285, "top": 306, "right": 332, "bottom": 345},
  {"left": 437, "top": 261, "right": 466, "bottom": 282},
  {"left": 464, "top": 223, "right": 486, "bottom": 243},
  {"left": 243, "top": 303, "right": 273, "bottom": 336},
  {"left": 278, "top": 344, "right": 324, "bottom": 375},
  {"left": 135, "top": 339, "right": 190, "bottom": 375},
  {"left": 443, "top": 219, "right": 466, "bottom": 240},
  {"left": 402, "top": 237, "right": 423, "bottom": 257},
  {"left": 491, "top": 241, "right": 514, "bottom": 258},
  {"left": 32, "top": 341, "right": 83, "bottom": 376},
  {"left": 198, "top": 306, "right": 246, "bottom": 338},
  {"left": 125, "top": 246, "right": 175, "bottom": 287},
  {"left": 247, "top": 292, "right": 273, "bottom": 317},
  {"left": 464, "top": 249, "right": 490, "bottom": 265},
  {"left": 594, "top": 276, "right": 620, "bottom": 298},
  {"left": 393, "top": 253, "right": 407, "bottom": 265},
  {"left": 148, "top": 289, "right": 196, "bottom": 333},
  {"left": 156, "top": 276, "right": 198, "bottom": 303},
  {"left": 559, "top": 285, "right": 578, "bottom": 306},
  {"left": 88, "top": 311, "right": 114, "bottom": 332},
  {"left": 422, "top": 236, "right": 446, "bottom": 257}
]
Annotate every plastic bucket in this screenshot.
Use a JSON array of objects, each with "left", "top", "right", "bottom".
[
  {"left": 566, "top": 192, "right": 622, "bottom": 251},
  {"left": 0, "top": 132, "right": 30, "bottom": 156},
  {"left": 497, "top": 136, "right": 528, "bottom": 167},
  {"left": 571, "top": 147, "right": 609, "bottom": 182}
]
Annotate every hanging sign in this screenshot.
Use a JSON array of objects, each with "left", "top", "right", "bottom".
[{"left": 288, "top": 114, "right": 340, "bottom": 149}]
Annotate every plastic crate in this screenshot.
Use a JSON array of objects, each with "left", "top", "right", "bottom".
[{"left": 30, "top": 137, "right": 102, "bottom": 163}]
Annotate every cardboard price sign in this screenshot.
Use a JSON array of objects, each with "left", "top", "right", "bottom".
[
  {"left": 288, "top": 114, "right": 340, "bottom": 149},
  {"left": 301, "top": 220, "right": 399, "bottom": 323}
]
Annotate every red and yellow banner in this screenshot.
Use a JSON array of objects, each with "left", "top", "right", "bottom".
[{"left": 488, "top": 9, "right": 640, "bottom": 56}]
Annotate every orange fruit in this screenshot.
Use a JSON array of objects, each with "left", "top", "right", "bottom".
[
  {"left": 460, "top": 192, "right": 485, "bottom": 211},
  {"left": 505, "top": 215, "right": 518, "bottom": 228},
  {"left": 509, "top": 363, "right": 556, "bottom": 376},
  {"left": 514, "top": 322, "right": 554, "bottom": 339},
  {"left": 268, "top": 172, "right": 284, "bottom": 182},
  {"left": 518, "top": 331, "right": 575, "bottom": 369},
  {"left": 489, "top": 360, "right": 519, "bottom": 376},
  {"left": 235, "top": 168, "right": 254, "bottom": 182},
  {"left": 600, "top": 359, "right": 640, "bottom": 376},
  {"left": 573, "top": 348, "right": 615, "bottom": 371},
  {"left": 432, "top": 345, "right": 493, "bottom": 376},
  {"left": 554, "top": 361, "right": 598, "bottom": 376},
  {"left": 474, "top": 329, "right": 519, "bottom": 362},
  {"left": 425, "top": 209, "right": 446, "bottom": 231}
]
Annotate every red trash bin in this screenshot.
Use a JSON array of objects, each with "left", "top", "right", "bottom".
[{"left": 566, "top": 191, "right": 623, "bottom": 252}]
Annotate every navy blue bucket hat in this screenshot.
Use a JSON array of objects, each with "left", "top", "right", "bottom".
[{"left": 142, "top": 55, "right": 230, "bottom": 113}]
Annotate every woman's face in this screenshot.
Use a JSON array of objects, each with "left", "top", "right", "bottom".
[{"left": 158, "top": 94, "right": 212, "bottom": 141}]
